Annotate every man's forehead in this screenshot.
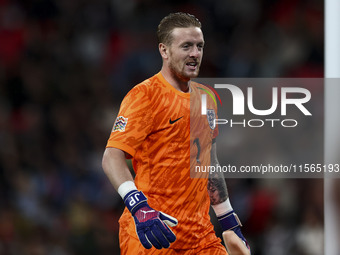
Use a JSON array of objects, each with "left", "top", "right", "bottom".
[{"left": 170, "top": 27, "right": 204, "bottom": 42}]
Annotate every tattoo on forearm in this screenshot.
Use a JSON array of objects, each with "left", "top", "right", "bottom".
[
  {"left": 209, "top": 143, "right": 229, "bottom": 205},
  {"left": 208, "top": 171, "right": 229, "bottom": 205}
]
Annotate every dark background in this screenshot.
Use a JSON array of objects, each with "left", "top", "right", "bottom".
[{"left": 0, "top": 0, "right": 324, "bottom": 254}]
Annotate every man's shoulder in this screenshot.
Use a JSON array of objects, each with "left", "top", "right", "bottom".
[
  {"left": 191, "top": 81, "right": 215, "bottom": 95},
  {"left": 121, "top": 73, "right": 166, "bottom": 104},
  {"left": 130, "top": 73, "right": 163, "bottom": 93}
]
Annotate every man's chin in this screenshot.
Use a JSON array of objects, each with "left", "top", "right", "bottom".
[
  {"left": 172, "top": 70, "right": 200, "bottom": 81},
  {"left": 185, "top": 70, "right": 200, "bottom": 79}
]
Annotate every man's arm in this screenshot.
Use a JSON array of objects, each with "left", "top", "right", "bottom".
[
  {"left": 102, "top": 147, "right": 178, "bottom": 250},
  {"left": 208, "top": 141, "right": 250, "bottom": 254},
  {"left": 208, "top": 141, "right": 229, "bottom": 205},
  {"left": 102, "top": 147, "right": 134, "bottom": 190}
]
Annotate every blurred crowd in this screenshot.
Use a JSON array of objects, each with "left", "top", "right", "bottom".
[{"left": 0, "top": 0, "right": 324, "bottom": 254}]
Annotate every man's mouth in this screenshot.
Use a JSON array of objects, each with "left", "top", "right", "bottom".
[{"left": 186, "top": 61, "right": 198, "bottom": 70}]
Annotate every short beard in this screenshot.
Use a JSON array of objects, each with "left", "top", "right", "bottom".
[{"left": 169, "top": 62, "right": 200, "bottom": 81}]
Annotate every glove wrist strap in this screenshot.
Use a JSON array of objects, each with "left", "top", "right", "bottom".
[
  {"left": 123, "top": 190, "right": 148, "bottom": 215},
  {"left": 118, "top": 181, "right": 137, "bottom": 199},
  {"left": 218, "top": 210, "right": 242, "bottom": 231}
]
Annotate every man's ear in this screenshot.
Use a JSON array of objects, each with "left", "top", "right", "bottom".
[{"left": 159, "top": 43, "right": 168, "bottom": 59}]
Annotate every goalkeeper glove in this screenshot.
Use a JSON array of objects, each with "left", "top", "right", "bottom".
[
  {"left": 218, "top": 210, "right": 250, "bottom": 250},
  {"left": 124, "top": 190, "right": 178, "bottom": 249}
]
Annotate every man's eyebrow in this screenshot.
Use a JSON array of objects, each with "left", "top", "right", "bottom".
[{"left": 181, "top": 41, "right": 205, "bottom": 45}]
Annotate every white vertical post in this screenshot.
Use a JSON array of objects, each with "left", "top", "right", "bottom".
[
  {"left": 325, "top": 0, "right": 340, "bottom": 254},
  {"left": 201, "top": 94, "right": 207, "bottom": 115}
]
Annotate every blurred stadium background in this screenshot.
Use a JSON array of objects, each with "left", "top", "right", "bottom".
[{"left": 0, "top": 0, "right": 327, "bottom": 254}]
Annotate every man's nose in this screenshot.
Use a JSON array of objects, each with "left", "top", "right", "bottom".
[{"left": 190, "top": 46, "right": 201, "bottom": 58}]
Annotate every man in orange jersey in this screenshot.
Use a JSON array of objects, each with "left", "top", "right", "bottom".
[{"left": 102, "top": 13, "right": 250, "bottom": 254}]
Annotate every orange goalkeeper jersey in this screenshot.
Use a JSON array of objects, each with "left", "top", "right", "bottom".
[{"left": 107, "top": 72, "right": 219, "bottom": 249}]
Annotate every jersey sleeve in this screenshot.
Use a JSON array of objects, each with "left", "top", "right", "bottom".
[{"left": 106, "top": 85, "right": 153, "bottom": 158}]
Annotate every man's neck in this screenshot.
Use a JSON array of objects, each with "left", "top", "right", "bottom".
[{"left": 160, "top": 68, "right": 190, "bottom": 93}]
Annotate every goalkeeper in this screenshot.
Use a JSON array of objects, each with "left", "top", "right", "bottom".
[{"left": 102, "top": 12, "right": 250, "bottom": 254}]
